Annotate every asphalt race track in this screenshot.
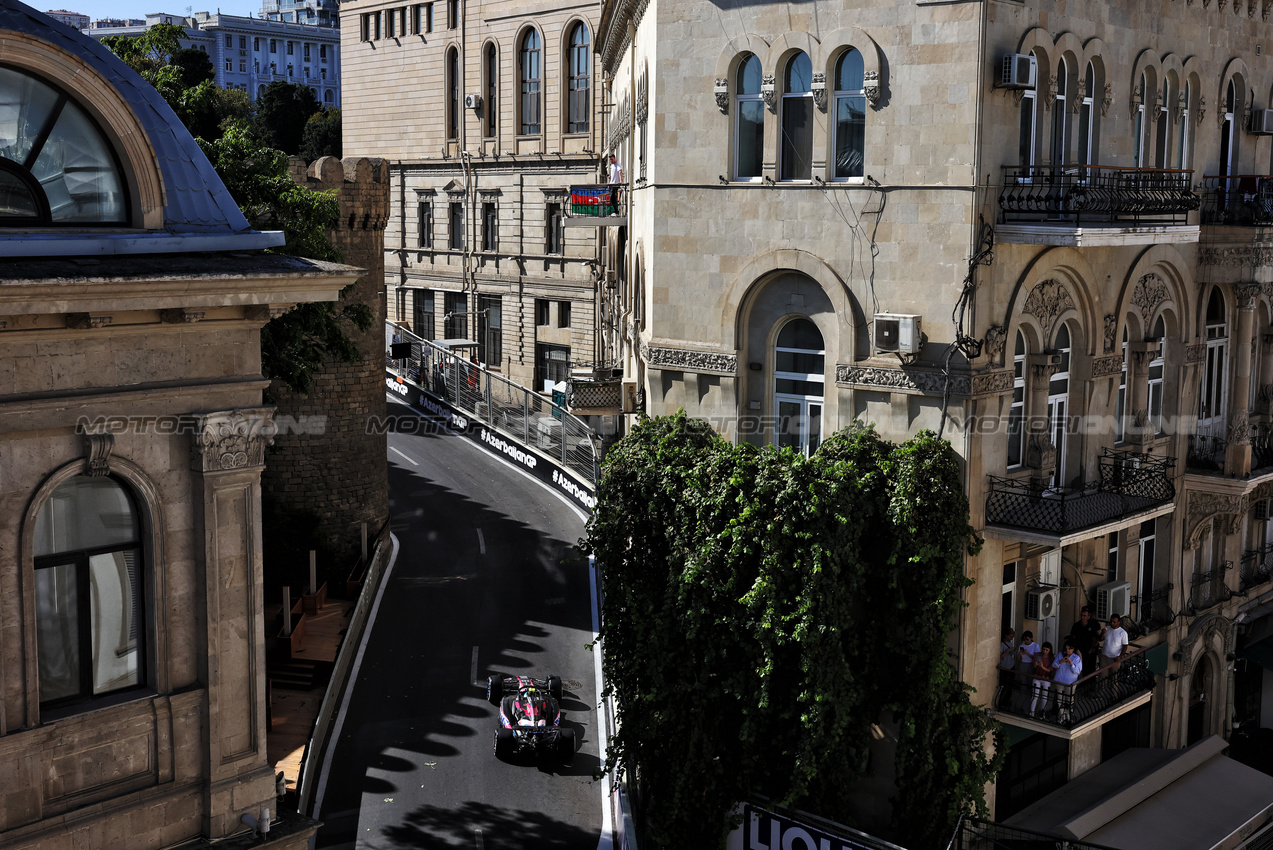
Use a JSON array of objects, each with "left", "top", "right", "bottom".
[{"left": 313, "top": 396, "right": 603, "bottom": 850}]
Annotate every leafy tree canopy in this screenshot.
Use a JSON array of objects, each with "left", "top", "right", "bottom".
[
  {"left": 583, "top": 414, "right": 1001, "bottom": 850},
  {"left": 254, "top": 81, "right": 322, "bottom": 155},
  {"left": 170, "top": 46, "right": 215, "bottom": 88},
  {"left": 300, "top": 106, "right": 342, "bottom": 161}
]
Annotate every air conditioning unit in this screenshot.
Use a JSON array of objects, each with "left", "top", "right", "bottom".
[
  {"left": 1025, "top": 586, "right": 1059, "bottom": 621},
  {"left": 1253, "top": 109, "right": 1273, "bottom": 135},
  {"left": 464, "top": 93, "right": 482, "bottom": 110},
  {"left": 874, "top": 314, "right": 923, "bottom": 354},
  {"left": 1096, "top": 581, "right": 1132, "bottom": 621},
  {"left": 1001, "top": 53, "right": 1037, "bottom": 89}
]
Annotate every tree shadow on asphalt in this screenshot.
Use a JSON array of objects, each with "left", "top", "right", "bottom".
[{"left": 380, "top": 800, "right": 599, "bottom": 849}]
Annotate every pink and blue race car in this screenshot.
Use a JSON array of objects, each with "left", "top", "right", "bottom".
[{"left": 486, "top": 674, "right": 575, "bottom": 763}]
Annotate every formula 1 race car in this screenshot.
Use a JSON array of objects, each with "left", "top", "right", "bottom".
[{"left": 487, "top": 673, "right": 575, "bottom": 763}]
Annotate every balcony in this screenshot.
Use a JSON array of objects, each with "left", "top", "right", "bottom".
[
  {"left": 563, "top": 184, "right": 626, "bottom": 227},
  {"left": 997, "top": 165, "right": 1199, "bottom": 247},
  {"left": 1241, "top": 545, "right": 1273, "bottom": 593},
  {"left": 994, "top": 644, "right": 1155, "bottom": 732},
  {"left": 1187, "top": 420, "right": 1273, "bottom": 475},
  {"left": 1186, "top": 562, "right": 1234, "bottom": 616},
  {"left": 567, "top": 367, "right": 625, "bottom": 415},
  {"left": 1200, "top": 175, "right": 1273, "bottom": 226},
  {"left": 985, "top": 450, "right": 1175, "bottom": 544},
  {"left": 1130, "top": 585, "right": 1176, "bottom": 636}
]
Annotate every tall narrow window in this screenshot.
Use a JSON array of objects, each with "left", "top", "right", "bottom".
[
  {"left": 1051, "top": 57, "right": 1067, "bottom": 167},
  {"left": 1149, "top": 316, "right": 1165, "bottom": 435},
  {"left": 833, "top": 48, "right": 865, "bottom": 179},
  {"left": 478, "top": 294, "right": 502, "bottom": 366},
  {"left": 519, "top": 30, "right": 542, "bottom": 135},
  {"left": 447, "top": 0, "right": 458, "bottom": 28},
  {"left": 774, "top": 317, "right": 825, "bottom": 457},
  {"left": 1155, "top": 77, "right": 1171, "bottom": 169},
  {"left": 449, "top": 201, "right": 463, "bottom": 250},
  {"left": 417, "top": 200, "right": 432, "bottom": 248},
  {"left": 1221, "top": 79, "right": 1237, "bottom": 181},
  {"left": 482, "top": 201, "right": 497, "bottom": 252},
  {"left": 1200, "top": 289, "right": 1228, "bottom": 436},
  {"left": 1019, "top": 82, "right": 1037, "bottom": 167},
  {"left": 566, "top": 23, "right": 590, "bottom": 134},
  {"left": 1117, "top": 327, "right": 1128, "bottom": 442},
  {"left": 546, "top": 202, "right": 563, "bottom": 254},
  {"left": 1048, "top": 323, "right": 1072, "bottom": 488},
  {"left": 413, "top": 289, "right": 435, "bottom": 340},
  {"left": 1008, "top": 330, "right": 1026, "bottom": 467},
  {"left": 1133, "top": 72, "right": 1147, "bottom": 168},
  {"left": 1178, "top": 80, "right": 1191, "bottom": 170},
  {"left": 1107, "top": 532, "right": 1120, "bottom": 584},
  {"left": 1138, "top": 518, "right": 1157, "bottom": 600},
  {"left": 446, "top": 48, "right": 459, "bottom": 140},
  {"left": 780, "top": 52, "right": 813, "bottom": 181},
  {"left": 444, "top": 291, "right": 467, "bottom": 338},
  {"left": 34, "top": 475, "right": 146, "bottom": 708},
  {"left": 734, "top": 53, "right": 764, "bottom": 180},
  {"left": 485, "top": 43, "right": 497, "bottom": 138}
]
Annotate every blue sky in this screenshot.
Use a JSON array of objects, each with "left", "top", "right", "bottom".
[{"left": 52, "top": 1, "right": 265, "bottom": 21}]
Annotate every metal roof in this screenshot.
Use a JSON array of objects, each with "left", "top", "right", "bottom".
[{"left": 0, "top": 0, "right": 283, "bottom": 253}]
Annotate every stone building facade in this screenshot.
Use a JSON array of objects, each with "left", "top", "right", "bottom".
[
  {"left": 261, "top": 156, "right": 391, "bottom": 564},
  {"left": 0, "top": 6, "right": 358, "bottom": 848},
  {"left": 341, "top": 0, "right": 620, "bottom": 395},
  {"left": 599, "top": 0, "right": 1273, "bottom": 832}
]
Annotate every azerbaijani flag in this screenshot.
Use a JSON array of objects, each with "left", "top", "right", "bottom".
[{"left": 571, "top": 186, "right": 613, "bottom": 215}]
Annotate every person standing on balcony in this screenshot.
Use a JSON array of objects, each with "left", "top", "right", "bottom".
[
  {"left": 1052, "top": 639, "right": 1083, "bottom": 721},
  {"left": 998, "top": 628, "right": 1017, "bottom": 708},
  {"left": 607, "top": 152, "right": 623, "bottom": 216},
  {"left": 1030, "top": 642, "right": 1056, "bottom": 718},
  {"left": 1014, "top": 630, "right": 1041, "bottom": 710},
  {"left": 1069, "top": 605, "right": 1102, "bottom": 670},
  {"left": 1098, "top": 614, "right": 1129, "bottom": 672}
]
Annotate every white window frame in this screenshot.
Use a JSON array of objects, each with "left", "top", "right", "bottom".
[
  {"left": 1048, "top": 323, "right": 1072, "bottom": 489},
  {"left": 733, "top": 55, "right": 765, "bottom": 183}
]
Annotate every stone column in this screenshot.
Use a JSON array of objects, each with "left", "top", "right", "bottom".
[
  {"left": 1027, "top": 354, "right": 1059, "bottom": 488},
  {"left": 1129, "top": 340, "right": 1160, "bottom": 447},
  {"left": 1225, "top": 284, "right": 1260, "bottom": 476},
  {"left": 1257, "top": 332, "right": 1273, "bottom": 415},
  {"left": 190, "top": 408, "right": 281, "bottom": 838}
]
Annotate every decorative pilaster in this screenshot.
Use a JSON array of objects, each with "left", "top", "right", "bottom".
[
  {"left": 1027, "top": 354, "right": 1060, "bottom": 485},
  {"left": 761, "top": 74, "right": 776, "bottom": 111},
  {"left": 1226, "top": 285, "right": 1260, "bottom": 475}
]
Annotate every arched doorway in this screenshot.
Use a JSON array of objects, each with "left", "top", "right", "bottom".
[
  {"left": 774, "top": 317, "right": 824, "bottom": 456},
  {"left": 1188, "top": 655, "right": 1213, "bottom": 745}
]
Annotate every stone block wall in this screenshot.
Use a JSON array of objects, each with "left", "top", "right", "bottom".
[{"left": 263, "top": 156, "right": 391, "bottom": 564}]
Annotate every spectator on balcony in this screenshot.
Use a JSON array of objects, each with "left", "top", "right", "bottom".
[
  {"left": 1014, "top": 630, "right": 1040, "bottom": 709},
  {"left": 1030, "top": 641, "right": 1055, "bottom": 718},
  {"left": 607, "top": 152, "right": 623, "bottom": 215},
  {"left": 1069, "top": 605, "right": 1102, "bottom": 669},
  {"left": 998, "top": 628, "right": 1017, "bottom": 708},
  {"left": 1052, "top": 639, "right": 1083, "bottom": 715},
  {"left": 1098, "top": 614, "right": 1129, "bottom": 672}
]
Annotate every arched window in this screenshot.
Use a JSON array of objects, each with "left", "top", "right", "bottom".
[
  {"left": 1049, "top": 323, "right": 1072, "bottom": 487},
  {"left": 485, "top": 43, "right": 498, "bottom": 138},
  {"left": 774, "top": 318, "right": 824, "bottom": 456},
  {"left": 323, "top": 89, "right": 333, "bottom": 104},
  {"left": 1155, "top": 75, "right": 1172, "bottom": 169},
  {"left": 734, "top": 53, "right": 764, "bottom": 180},
  {"left": 1051, "top": 57, "right": 1067, "bottom": 166},
  {"left": 1009, "top": 330, "right": 1026, "bottom": 467},
  {"left": 566, "top": 23, "right": 590, "bottom": 134},
  {"left": 780, "top": 52, "right": 813, "bottom": 181},
  {"left": 1221, "top": 79, "right": 1238, "bottom": 179},
  {"left": 1078, "top": 62, "right": 1095, "bottom": 168},
  {"left": 1200, "top": 289, "right": 1228, "bottom": 435},
  {"left": 1019, "top": 54, "right": 1037, "bottom": 167},
  {"left": 34, "top": 475, "right": 145, "bottom": 708},
  {"left": 519, "top": 30, "right": 542, "bottom": 136},
  {"left": 1149, "top": 315, "right": 1165, "bottom": 435},
  {"left": 0, "top": 66, "right": 127, "bottom": 225},
  {"left": 446, "top": 47, "right": 459, "bottom": 140},
  {"left": 833, "top": 49, "right": 865, "bottom": 179},
  {"left": 1133, "top": 71, "right": 1147, "bottom": 168},
  {"left": 1178, "top": 79, "right": 1192, "bottom": 170},
  {"left": 1117, "top": 326, "right": 1128, "bottom": 442}
]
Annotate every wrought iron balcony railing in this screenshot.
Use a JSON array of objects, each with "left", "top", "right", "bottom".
[
  {"left": 1188, "top": 561, "right": 1234, "bottom": 615},
  {"left": 1253, "top": 421, "right": 1273, "bottom": 472},
  {"left": 986, "top": 449, "right": 1175, "bottom": 535},
  {"left": 1187, "top": 430, "right": 1227, "bottom": 471},
  {"left": 994, "top": 644, "right": 1155, "bottom": 730},
  {"left": 1130, "top": 584, "right": 1176, "bottom": 636},
  {"left": 1200, "top": 175, "right": 1273, "bottom": 226},
  {"left": 999, "top": 164, "right": 1198, "bottom": 226},
  {"left": 1241, "top": 545, "right": 1273, "bottom": 593}
]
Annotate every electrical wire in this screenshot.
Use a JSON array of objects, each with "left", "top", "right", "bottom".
[{"left": 938, "top": 215, "right": 995, "bottom": 439}]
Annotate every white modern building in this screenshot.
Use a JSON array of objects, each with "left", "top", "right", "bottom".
[
  {"left": 85, "top": 11, "right": 341, "bottom": 106},
  {"left": 44, "top": 8, "right": 86, "bottom": 28}
]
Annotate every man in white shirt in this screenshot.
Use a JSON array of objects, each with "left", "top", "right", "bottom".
[
  {"left": 607, "top": 153, "right": 623, "bottom": 215},
  {"left": 1098, "top": 614, "right": 1129, "bottom": 672},
  {"left": 1014, "top": 630, "right": 1040, "bottom": 710}
]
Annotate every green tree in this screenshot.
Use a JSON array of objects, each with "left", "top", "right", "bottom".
[
  {"left": 300, "top": 107, "right": 342, "bottom": 160},
  {"left": 254, "top": 81, "right": 322, "bottom": 154},
  {"left": 170, "top": 45, "right": 214, "bottom": 87},
  {"left": 583, "top": 414, "right": 1002, "bottom": 850},
  {"left": 101, "top": 23, "right": 220, "bottom": 139}
]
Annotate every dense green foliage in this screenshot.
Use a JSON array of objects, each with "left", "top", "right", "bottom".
[
  {"left": 300, "top": 107, "right": 343, "bottom": 161},
  {"left": 583, "top": 413, "right": 1002, "bottom": 850},
  {"left": 254, "top": 81, "right": 322, "bottom": 154},
  {"left": 101, "top": 23, "right": 221, "bottom": 138}
]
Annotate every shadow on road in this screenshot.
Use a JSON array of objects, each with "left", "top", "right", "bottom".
[{"left": 381, "top": 800, "right": 599, "bottom": 849}]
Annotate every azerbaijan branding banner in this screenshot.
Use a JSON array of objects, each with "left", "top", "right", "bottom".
[{"left": 571, "top": 186, "right": 615, "bottom": 216}]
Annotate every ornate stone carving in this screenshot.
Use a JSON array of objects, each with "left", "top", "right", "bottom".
[
  {"left": 1102, "top": 83, "right": 1113, "bottom": 117},
  {"left": 714, "top": 78, "right": 729, "bottom": 113},
  {"left": 863, "top": 70, "right": 880, "bottom": 108},
  {"left": 1104, "top": 314, "right": 1117, "bottom": 353},
  {"left": 1043, "top": 76, "right": 1057, "bottom": 112},
  {"left": 761, "top": 74, "right": 777, "bottom": 111},
  {"left": 1186, "top": 490, "right": 1249, "bottom": 549},
  {"left": 83, "top": 432, "right": 115, "bottom": 478},
  {"left": 1230, "top": 410, "right": 1252, "bottom": 445},
  {"left": 190, "top": 408, "right": 278, "bottom": 473},
  {"left": 810, "top": 72, "right": 827, "bottom": 111},
  {"left": 837, "top": 365, "right": 955, "bottom": 395},
  {"left": 1264, "top": 0, "right": 1271, "bottom": 20},
  {"left": 1235, "top": 282, "right": 1262, "bottom": 310},
  {"left": 1178, "top": 614, "right": 1236, "bottom": 666},
  {"left": 1091, "top": 354, "right": 1125, "bottom": 377},
  {"left": 1131, "top": 273, "right": 1170, "bottom": 322},
  {"left": 1173, "top": 92, "right": 1187, "bottom": 125},
  {"left": 66, "top": 313, "right": 113, "bottom": 329},
  {"left": 1128, "top": 84, "right": 1143, "bottom": 121},
  {"left": 1022, "top": 279, "right": 1075, "bottom": 338},
  {"left": 983, "top": 324, "right": 1007, "bottom": 363},
  {"left": 1026, "top": 432, "right": 1057, "bottom": 472},
  {"left": 640, "top": 342, "right": 737, "bottom": 374},
  {"left": 1197, "top": 94, "right": 1207, "bottom": 125},
  {"left": 1201, "top": 246, "right": 1273, "bottom": 267},
  {"left": 1186, "top": 343, "right": 1207, "bottom": 363},
  {"left": 970, "top": 370, "right": 1015, "bottom": 395},
  {"left": 160, "top": 308, "right": 206, "bottom": 323}
]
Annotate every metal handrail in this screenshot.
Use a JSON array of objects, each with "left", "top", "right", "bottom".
[
  {"left": 566, "top": 183, "right": 626, "bottom": 217},
  {"left": 1187, "top": 561, "right": 1234, "bottom": 615},
  {"left": 1130, "top": 584, "right": 1176, "bottom": 635},
  {"left": 1200, "top": 174, "right": 1273, "bottom": 226},
  {"left": 1241, "top": 544, "right": 1273, "bottom": 591},
  {"left": 999, "top": 163, "right": 1197, "bottom": 226},
  {"left": 993, "top": 644, "right": 1155, "bottom": 729}
]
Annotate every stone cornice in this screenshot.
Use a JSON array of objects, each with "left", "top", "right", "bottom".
[
  {"left": 1198, "top": 245, "right": 1273, "bottom": 267},
  {"left": 835, "top": 364, "right": 1013, "bottom": 397},
  {"left": 640, "top": 341, "right": 737, "bottom": 374},
  {"left": 599, "top": 0, "right": 651, "bottom": 74}
]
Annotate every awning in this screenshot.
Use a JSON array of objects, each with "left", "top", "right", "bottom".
[{"left": 1005, "top": 736, "right": 1273, "bottom": 850}]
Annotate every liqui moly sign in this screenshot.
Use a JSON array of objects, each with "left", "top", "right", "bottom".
[{"left": 726, "top": 804, "right": 879, "bottom": 850}]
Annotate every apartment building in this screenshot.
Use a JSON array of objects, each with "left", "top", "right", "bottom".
[
  {"left": 342, "top": 0, "right": 622, "bottom": 406},
  {"left": 598, "top": 0, "right": 1273, "bottom": 842},
  {"left": 86, "top": 11, "right": 341, "bottom": 106}
]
